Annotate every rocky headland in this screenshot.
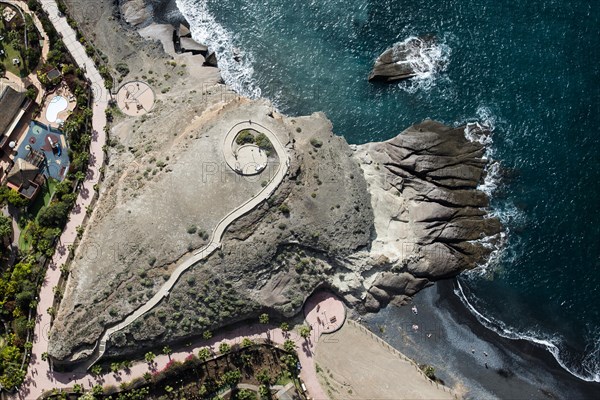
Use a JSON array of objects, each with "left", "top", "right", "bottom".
[
  {"left": 48, "top": 0, "right": 501, "bottom": 365},
  {"left": 355, "top": 120, "right": 502, "bottom": 310}
]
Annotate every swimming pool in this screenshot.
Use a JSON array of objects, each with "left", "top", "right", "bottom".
[{"left": 45, "top": 96, "right": 68, "bottom": 123}]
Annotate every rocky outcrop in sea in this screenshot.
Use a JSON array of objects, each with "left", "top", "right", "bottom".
[
  {"left": 48, "top": 99, "right": 502, "bottom": 365},
  {"left": 369, "top": 36, "right": 438, "bottom": 82}
]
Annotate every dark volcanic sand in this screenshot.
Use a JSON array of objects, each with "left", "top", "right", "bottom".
[{"left": 364, "top": 280, "right": 600, "bottom": 400}]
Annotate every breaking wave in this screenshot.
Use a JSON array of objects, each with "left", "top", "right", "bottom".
[
  {"left": 459, "top": 106, "right": 600, "bottom": 382},
  {"left": 394, "top": 35, "right": 452, "bottom": 93},
  {"left": 462, "top": 106, "right": 511, "bottom": 275},
  {"left": 456, "top": 280, "right": 600, "bottom": 382},
  {"left": 175, "top": 0, "right": 261, "bottom": 98}
]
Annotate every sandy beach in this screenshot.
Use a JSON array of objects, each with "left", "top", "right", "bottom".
[
  {"left": 315, "top": 321, "right": 454, "bottom": 399},
  {"left": 365, "top": 280, "right": 600, "bottom": 399}
]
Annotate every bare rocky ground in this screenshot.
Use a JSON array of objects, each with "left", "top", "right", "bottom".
[
  {"left": 111, "top": 110, "right": 373, "bottom": 357},
  {"left": 49, "top": 0, "right": 501, "bottom": 365}
]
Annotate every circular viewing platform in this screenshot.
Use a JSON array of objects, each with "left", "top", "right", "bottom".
[
  {"left": 224, "top": 122, "right": 276, "bottom": 176},
  {"left": 304, "top": 291, "right": 346, "bottom": 335},
  {"left": 235, "top": 143, "right": 268, "bottom": 175},
  {"left": 116, "top": 81, "right": 155, "bottom": 116}
]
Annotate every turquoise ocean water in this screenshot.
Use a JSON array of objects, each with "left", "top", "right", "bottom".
[{"left": 175, "top": 0, "right": 600, "bottom": 381}]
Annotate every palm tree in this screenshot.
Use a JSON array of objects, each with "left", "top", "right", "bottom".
[
  {"left": 197, "top": 347, "right": 212, "bottom": 376},
  {"left": 144, "top": 351, "right": 156, "bottom": 364},
  {"left": 74, "top": 170, "right": 86, "bottom": 183},
  {"left": 90, "top": 364, "right": 103, "bottom": 377},
  {"left": 162, "top": 345, "right": 172, "bottom": 359},
  {"left": 283, "top": 339, "right": 295, "bottom": 353},
  {"left": 299, "top": 325, "right": 312, "bottom": 340},
  {"left": 0, "top": 215, "right": 13, "bottom": 247},
  {"left": 110, "top": 362, "right": 120, "bottom": 374},
  {"left": 197, "top": 347, "right": 211, "bottom": 362},
  {"left": 219, "top": 342, "right": 231, "bottom": 355},
  {"left": 259, "top": 313, "right": 269, "bottom": 325},
  {"left": 259, "top": 384, "right": 271, "bottom": 399}
]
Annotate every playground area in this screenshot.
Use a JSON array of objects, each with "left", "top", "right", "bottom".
[
  {"left": 13, "top": 121, "right": 70, "bottom": 181},
  {"left": 115, "top": 80, "right": 155, "bottom": 116}
]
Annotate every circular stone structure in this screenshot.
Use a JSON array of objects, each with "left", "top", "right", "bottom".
[
  {"left": 235, "top": 144, "right": 268, "bottom": 175},
  {"left": 224, "top": 123, "right": 278, "bottom": 176},
  {"left": 116, "top": 81, "right": 155, "bottom": 116},
  {"left": 304, "top": 291, "right": 346, "bottom": 336}
]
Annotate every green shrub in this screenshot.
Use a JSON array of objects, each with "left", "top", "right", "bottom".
[
  {"left": 255, "top": 132, "right": 273, "bottom": 151},
  {"left": 422, "top": 365, "right": 436, "bottom": 380},
  {"left": 115, "top": 63, "right": 130, "bottom": 76},
  {"left": 38, "top": 201, "right": 70, "bottom": 228},
  {"left": 236, "top": 130, "right": 255, "bottom": 145}
]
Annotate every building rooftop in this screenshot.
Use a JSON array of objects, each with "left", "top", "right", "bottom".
[
  {"left": 0, "top": 85, "right": 26, "bottom": 138},
  {"left": 47, "top": 68, "right": 62, "bottom": 81},
  {"left": 6, "top": 158, "right": 43, "bottom": 200}
]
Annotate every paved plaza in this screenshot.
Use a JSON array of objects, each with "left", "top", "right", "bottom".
[
  {"left": 304, "top": 291, "right": 346, "bottom": 335},
  {"left": 116, "top": 81, "right": 155, "bottom": 116}
]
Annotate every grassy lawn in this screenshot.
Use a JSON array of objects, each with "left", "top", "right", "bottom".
[
  {"left": 275, "top": 372, "right": 293, "bottom": 386},
  {"left": 18, "top": 178, "right": 58, "bottom": 252},
  {"left": 0, "top": 16, "right": 26, "bottom": 77},
  {"left": 17, "top": 228, "right": 30, "bottom": 253},
  {"left": 29, "top": 178, "right": 57, "bottom": 219}
]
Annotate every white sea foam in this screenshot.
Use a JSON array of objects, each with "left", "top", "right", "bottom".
[
  {"left": 456, "top": 280, "right": 600, "bottom": 382},
  {"left": 459, "top": 108, "right": 600, "bottom": 381},
  {"left": 175, "top": 0, "right": 261, "bottom": 98},
  {"left": 394, "top": 35, "right": 452, "bottom": 93},
  {"left": 453, "top": 103, "right": 598, "bottom": 379},
  {"left": 462, "top": 106, "right": 508, "bottom": 275}
]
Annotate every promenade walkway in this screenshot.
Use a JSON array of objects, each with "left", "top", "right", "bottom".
[
  {"left": 6, "top": 2, "right": 323, "bottom": 400},
  {"left": 16, "top": 323, "right": 326, "bottom": 400},
  {"left": 12, "top": 0, "right": 107, "bottom": 398}
]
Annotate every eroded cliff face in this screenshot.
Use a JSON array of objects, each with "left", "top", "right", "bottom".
[
  {"left": 53, "top": 0, "right": 500, "bottom": 371},
  {"left": 353, "top": 120, "right": 502, "bottom": 310}
]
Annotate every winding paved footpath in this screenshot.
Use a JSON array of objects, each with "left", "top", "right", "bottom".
[
  {"left": 12, "top": 0, "right": 107, "bottom": 398},
  {"left": 93, "top": 120, "right": 290, "bottom": 363},
  {"left": 8, "top": 3, "right": 327, "bottom": 400}
]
